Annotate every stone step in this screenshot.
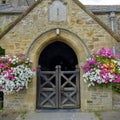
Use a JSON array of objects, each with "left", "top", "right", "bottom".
[{"left": 16, "top": 112, "right": 99, "bottom": 120}]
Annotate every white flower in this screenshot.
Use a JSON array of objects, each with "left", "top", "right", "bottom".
[
  {"left": 86, "top": 57, "right": 91, "bottom": 61},
  {"left": 0, "top": 54, "right": 35, "bottom": 95}
]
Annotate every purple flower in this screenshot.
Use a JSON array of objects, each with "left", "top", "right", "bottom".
[
  {"left": 114, "top": 76, "right": 120, "bottom": 83},
  {"left": 104, "top": 77, "right": 110, "bottom": 83},
  {"left": 88, "top": 58, "right": 96, "bottom": 64}
]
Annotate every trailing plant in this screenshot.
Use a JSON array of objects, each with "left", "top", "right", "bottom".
[
  {"left": 0, "top": 54, "right": 35, "bottom": 95},
  {"left": 82, "top": 47, "right": 120, "bottom": 92}
]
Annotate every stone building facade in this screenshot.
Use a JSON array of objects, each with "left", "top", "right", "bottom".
[
  {"left": 0, "top": 0, "right": 120, "bottom": 112},
  {"left": 1, "top": 1, "right": 120, "bottom": 36}
]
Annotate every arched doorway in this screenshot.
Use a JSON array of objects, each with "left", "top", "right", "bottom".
[
  {"left": 39, "top": 41, "right": 78, "bottom": 71},
  {"left": 36, "top": 41, "right": 80, "bottom": 109},
  {"left": 27, "top": 28, "right": 89, "bottom": 111}
]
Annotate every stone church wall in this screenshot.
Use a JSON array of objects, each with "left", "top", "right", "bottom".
[
  {"left": 0, "top": 0, "right": 119, "bottom": 112},
  {"left": 1, "top": 12, "right": 119, "bottom": 42},
  {"left": 0, "top": 15, "right": 18, "bottom": 32},
  {"left": 113, "top": 92, "right": 120, "bottom": 110}
]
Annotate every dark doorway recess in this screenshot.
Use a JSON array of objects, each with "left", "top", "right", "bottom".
[{"left": 39, "top": 41, "right": 78, "bottom": 71}]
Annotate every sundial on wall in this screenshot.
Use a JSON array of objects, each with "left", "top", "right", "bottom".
[{"left": 48, "top": 0, "right": 67, "bottom": 22}]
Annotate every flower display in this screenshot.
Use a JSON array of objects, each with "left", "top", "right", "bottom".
[
  {"left": 82, "top": 48, "right": 120, "bottom": 88},
  {"left": 0, "top": 54, "right": 35, "bottom": 95}
]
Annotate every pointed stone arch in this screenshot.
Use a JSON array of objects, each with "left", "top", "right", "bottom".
[
  {"left": 27, "top": 28, "right": 91, "bottom": 110},
  {"left": 27, "top": 28, "right": 91, "bottom": 61}
]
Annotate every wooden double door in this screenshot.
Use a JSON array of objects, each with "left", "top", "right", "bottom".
[{"left": 36, "top": 66, "right": 80, "bottom": 109}]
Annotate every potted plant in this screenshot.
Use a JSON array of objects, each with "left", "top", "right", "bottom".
[
  {"left": 82, "top": 48, "right": 120, "bottom": 90},
  {"left": 0, "top": 54, "right": 35, "bottom": 95}
]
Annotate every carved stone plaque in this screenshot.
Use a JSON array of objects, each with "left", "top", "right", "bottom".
[{"left": 49, "top": 0, "right": 67, "bottom": 22}]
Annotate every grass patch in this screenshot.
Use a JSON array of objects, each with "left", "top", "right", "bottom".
[
  {"left": 94, "top": 111, "right": 103, "bottom": 120},
  {"left": 20, "top": 111, "right": 27, "bottom": 120}
]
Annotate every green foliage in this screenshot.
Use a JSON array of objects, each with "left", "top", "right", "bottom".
[
  {"left": 94, "top": 111, "right": 103, "bottom": 120},
  {"left": 112, "top": 83, "right": 120, "bottom": 93},
  {"left": 20, "top": 111, "right": 26, "bottom": 120},
  {"left": 0, "top": 28, "right": 2, "bottom": 34},
  {"left": 0, "top": 47, "right": 5, "bottom": 56}
]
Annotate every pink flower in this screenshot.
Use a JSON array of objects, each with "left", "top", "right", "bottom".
[
  {"left": 104, "top": 77, "right": 110, "bottom": 83},
  {"left": 32, "top": 68, "right": 36, "bottom": 72},
  {"left": 88, "top": 58, "right": 96, "bottom": 64},
  {"left": 4, "top": 64, "right": 7, "bottom": 69},
  {"left": 100, "top": 69, "right": 107, "bottom": 74},
  {"left": 114, "top": 76, "right": 120, "bottom": 83},
  {"left": 29, "top": 62, "right": 33, "bottom": 66},
  {"left": 100, "top": 65, "right": 104, "bottom": 69},
  {"left": 0, "top": 63, "right": 2, "bottom": 69},
  {"left": 114, "top": 74, "right": 118, "bottom": 79},
  {"left": 20, "top": 56, "right": 25, "bottom": 61},
  {"left": 100, "top": 48, "right": 106, "bottom": 54}
]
